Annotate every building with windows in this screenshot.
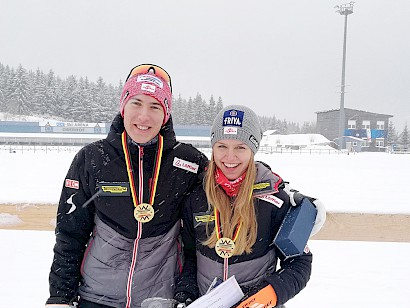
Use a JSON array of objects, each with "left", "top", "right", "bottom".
[{"left": 316, "top": 108, "right": 393, "bottom": 151}]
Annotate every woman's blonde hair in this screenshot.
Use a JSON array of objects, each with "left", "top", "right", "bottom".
[{"left": 203, "top": 155, "right": 258, "bottom": 255}]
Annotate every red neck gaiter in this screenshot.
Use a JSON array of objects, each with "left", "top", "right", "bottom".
[{"left": 215, "top": 167, "right": 246, "bottom": 197}]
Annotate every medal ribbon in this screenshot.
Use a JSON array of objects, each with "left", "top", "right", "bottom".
[
  {"left": 214, "top": 208, "right": 242, "bottom": 281},
  {"left": 121, "top": 131, "right": 163, "bottom": 210},
  {"left": 214, "top": 208, "right": 241, "bottom": 241}
]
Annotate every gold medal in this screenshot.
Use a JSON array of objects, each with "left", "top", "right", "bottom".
[
  {"left": 134, "top": 203, "right": 155, "bottom": 223},
  {"left": 215, "top": 237, "right": 235, "bottom": 259}
]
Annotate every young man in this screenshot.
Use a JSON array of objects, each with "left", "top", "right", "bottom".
[{"left": 46, "top": 64, "right": 208, "bottom": 308}]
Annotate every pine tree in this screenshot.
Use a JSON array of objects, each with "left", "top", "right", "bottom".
[
  {"left": 44, "top": 70, "right": 59, "bottom": 117},
  {"left": 301, "top": 121, "right": 317, "bottom": 134},
  {"left": 172, "top": 94, "right": 184, "bottom": 124},
  {"left": 387, "top": 121, "right": 399, "bottom": 146},
  {"left": 208, "top": 95, "right": 217, "bottom": 123},
  {"left": 216, "top": 96, "right": 223, "bottom": 114},
  {"left": 0, "top": 63, "right": 6, "bottom": 109},
  {"left": 193, "top": 93, "right": 207, "bottom": 125},
  {"left": 31, "top": 68, "right": 47, "bottom": 115},
  {"left": 9, "top": 65, "right": 30, "bottom": 115},
  {"left": 399, "top": 123, "right": 409, "bottom": 149}
]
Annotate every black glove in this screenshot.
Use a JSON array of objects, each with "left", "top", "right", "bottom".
[
  {"left": 173, "top": 292, "right": 193, "bottom": 307},
  {"left": 240, "top": 280, "right": 270, "bottom": 299},
  {"left": 283, "top": 182, "right": 326, "bottom": 236}
]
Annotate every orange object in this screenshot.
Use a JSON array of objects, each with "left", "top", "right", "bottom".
[{"left": 236, "top": 285, "right": 277, "bottom": 308}]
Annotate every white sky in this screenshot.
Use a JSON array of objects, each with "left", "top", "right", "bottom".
[{"left": 1, "top": 0, "right": 409, "bottom": 131}]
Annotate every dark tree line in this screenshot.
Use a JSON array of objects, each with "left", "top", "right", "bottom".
[{"left": 0, "top": 62, "right": 314, "bottom": 133}]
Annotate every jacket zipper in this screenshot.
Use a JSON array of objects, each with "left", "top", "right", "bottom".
[{"left": 125, "top": 146, "right": 144, "bottom": 308}]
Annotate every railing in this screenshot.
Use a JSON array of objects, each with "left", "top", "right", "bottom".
[
  {"left": 0, "top": 144, "right": 82, "bottom": 154},
  {"left": 258, "top": 146, "right": 342, "bottom": 155}
]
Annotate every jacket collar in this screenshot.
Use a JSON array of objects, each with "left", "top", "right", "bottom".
[{"left": 252, "top": 162, "right": 283, "bottom": 197}]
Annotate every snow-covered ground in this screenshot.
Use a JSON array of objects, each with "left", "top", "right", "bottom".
[
  {"left": 1, "top": 147, "right": 408, "bottom": 214},
  {"left": 0, "top": 148, "right": 409, "bottom": 307}
]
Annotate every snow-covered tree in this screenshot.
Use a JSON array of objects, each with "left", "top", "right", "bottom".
[
  {"left": 9, "top": 65, "right": 30, "bottom": 115},
  {"left": 387, "top": 121, "right": 399, "bottom": 146},
  {"left": 399, "top": 123, "right": 409, "bottom": 148}
]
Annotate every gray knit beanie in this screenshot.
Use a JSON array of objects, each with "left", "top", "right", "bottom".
[{"left": 211, "top": 105, "right": 263, "bottom": 154}]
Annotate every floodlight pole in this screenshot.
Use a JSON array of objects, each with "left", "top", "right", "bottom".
[{"left": 335, "top": 2, "right": 354, "bottom": 150}]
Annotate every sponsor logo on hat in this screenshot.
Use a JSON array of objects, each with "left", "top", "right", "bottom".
[
  {"left": 137, "top": 74, "right": 164, "bottom": 88},
  {"left": 223, "top": 109, "right": 244, "bottom": 127},
  {"left": 224, "top": 127, "right": 237, "bottom": 135},
  {"left": 141, "top": 83, "right": 156, "bottom": 93},
  {"left": 249, "top": 135, "right": 259, "bottom": 149}
]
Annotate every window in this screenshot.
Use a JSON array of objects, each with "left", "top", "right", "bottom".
[
  {"left": 362, "top": 138, "right": 370, "bottom": 146},
  {"left": 362, "top": 120, "right": 370, "bottom": 129},
  {"left": 377, "top": 121, "right": 385, "bottom": 130},
  {"left": 348, "top": 120, "right": 356, "bottom": 129},
  {"left": 376, "top": 138, "right": 384, "bottom": 147}
]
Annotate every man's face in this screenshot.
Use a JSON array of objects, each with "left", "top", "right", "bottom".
[{"left": 123, "top": 94, "right": 165, "bottom": 144}]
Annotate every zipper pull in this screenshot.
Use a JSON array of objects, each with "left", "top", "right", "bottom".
[{"left": 139, "top": 146, "right": 144, "bottom": 159}]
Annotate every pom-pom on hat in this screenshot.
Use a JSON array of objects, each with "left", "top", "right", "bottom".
[
  {"left": 119, "top": 64, "right": 172, "bottom": 125},
  {"left": 211, "top": 105, "right": 263, "bottom": 154}
]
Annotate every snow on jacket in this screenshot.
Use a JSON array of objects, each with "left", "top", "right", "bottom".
[
  {"left": 47, "top": 113, "right": 209, "bottom": 307},
  {"left": 175, "top": 162, "right": 312, "bottom": 306}
]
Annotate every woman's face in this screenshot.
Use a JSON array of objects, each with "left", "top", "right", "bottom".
[{"left": 213, "top": 139, "right": 252, "bottom": 180}]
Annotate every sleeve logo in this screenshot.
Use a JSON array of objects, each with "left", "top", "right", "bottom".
[{"left": 65, "top": 179, "right": 79, "bottom": 189}]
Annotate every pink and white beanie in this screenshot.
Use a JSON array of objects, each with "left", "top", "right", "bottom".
[{"left": 119, "top": 73, "right": 172, "bottom": 125}]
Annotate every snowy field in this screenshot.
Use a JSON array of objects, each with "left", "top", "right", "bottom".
[{"left": 0, "top": 147, "right": 409, "bottom": 307}]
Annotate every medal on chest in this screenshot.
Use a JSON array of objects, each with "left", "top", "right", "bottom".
[
  {"left": 215, "top": 237, "right": 236, "bottom": 259},
  {"left": 134, "top": 203, "right": 155, "bottom": 223}
]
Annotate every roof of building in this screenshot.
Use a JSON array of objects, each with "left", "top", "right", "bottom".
[{"left": 315, "top": 108, "right": 393, "bottom": 117}]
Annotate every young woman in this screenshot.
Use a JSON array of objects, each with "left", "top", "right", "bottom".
[{"left": 174, "top": 105, "right": 323, "bottom": 307}]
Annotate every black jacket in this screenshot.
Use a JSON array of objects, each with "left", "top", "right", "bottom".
[
  {"left": 175, "top": 162, "right": 312, "bottom": 306},
  {"left": 47, "top": 114, "right": 209, "bottom": 307}
]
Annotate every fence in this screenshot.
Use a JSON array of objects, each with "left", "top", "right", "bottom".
[{"left": 0, "top": 144, "right": 82, "bottom": 154}]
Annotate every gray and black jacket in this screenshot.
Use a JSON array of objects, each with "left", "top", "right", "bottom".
[
  {"left": 46, "top": 113, "right": 208, "bottom": 307},
  {"left": 175, "top": 162, "right": 312, "bottom": 306}
]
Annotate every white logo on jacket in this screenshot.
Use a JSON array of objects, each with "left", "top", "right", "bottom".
[
  {"left": 66, "top": 193, "right": 77, "bottom": 214},
  {"left": 173, "top": 157, "right": 199, "bottom": 174},
  {"left": 257, "top": 194, "right": 284, "bottom": 208}
]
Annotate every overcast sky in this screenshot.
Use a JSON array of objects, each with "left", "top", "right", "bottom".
[{"left": 1, "top": 0, "right": 409, "bottom": 131}]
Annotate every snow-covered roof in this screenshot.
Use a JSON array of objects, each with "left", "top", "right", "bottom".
[
  {"left": 262, "top": 129, "right": 278, "bottom": 136},
  {"left": 261, "top": 133, "right": 331, "bottom": 146}
]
